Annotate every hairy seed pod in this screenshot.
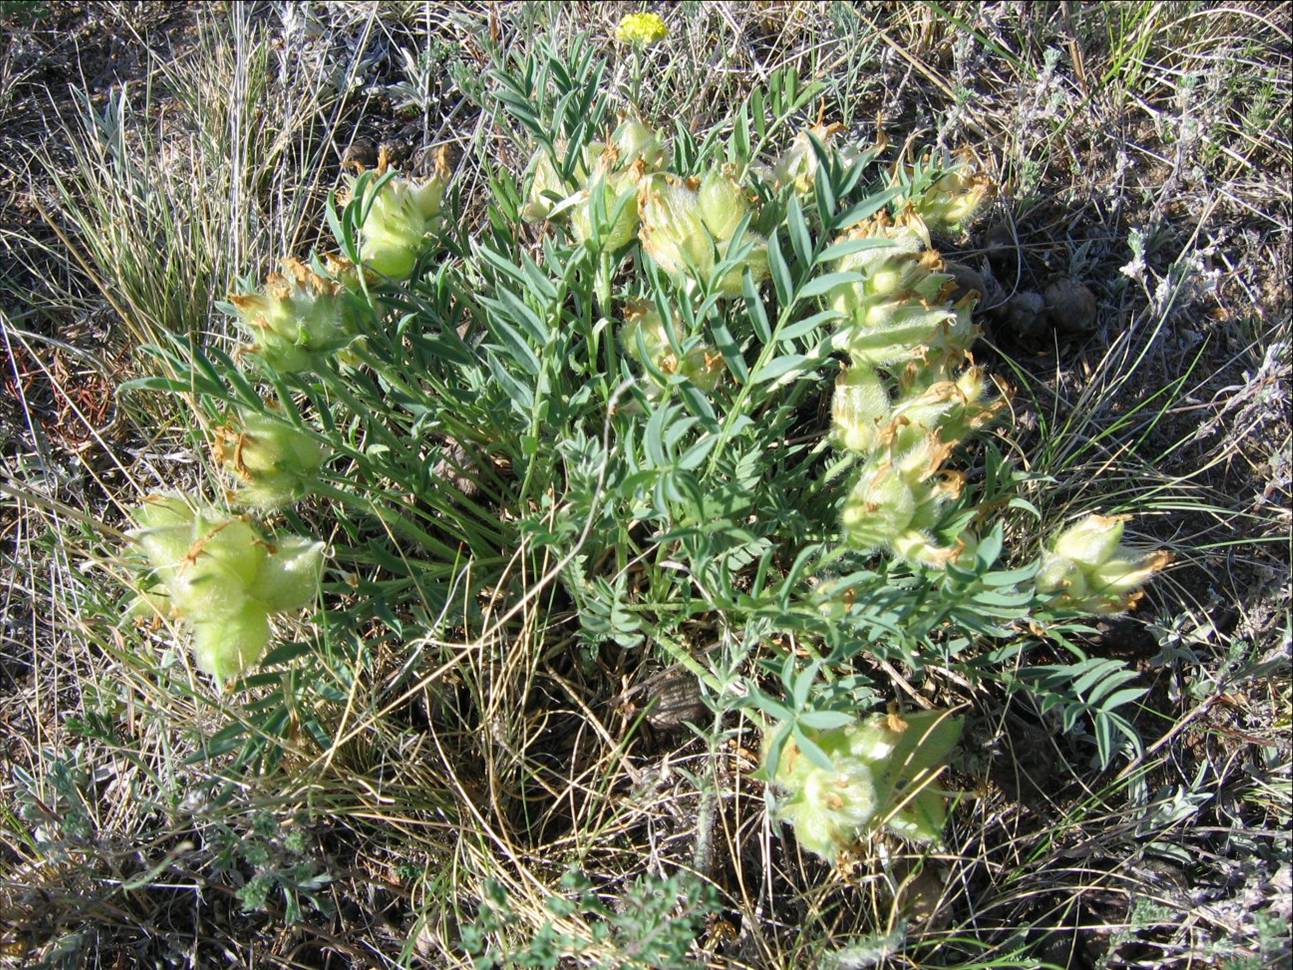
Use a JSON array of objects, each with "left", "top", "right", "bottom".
[
  {"left": 1052, "top": 513, "right": 1127, "bottom": 567},
  {"left": 831, "top": 365, "right": 891, "bottom": 453},
  {"left": 129, "top": 494, "right": 324, "bottom": 682},
  {"left": 520, "top": 148, "right": 567, "bottom": 223},
  {"left": 894, "top": 148, "right": 992, "bottom": 235},
  {"left": 572, "top": 158, "right": 647, "bottom": 251},
  {"left": 638, "top": 173, "right": 768, "bottom": 297},
  {"left": 231, "top": 259, "right": 363, "bottom": 374},
  {"left": 611, "top": 114, "right": 669, "bottom": 171},
  {"left": 620, "top": 299, "right": 724, "bottom": 394},
  {"left": 758, "top": 122, "right": 860, "bottom": 196},
  {"left": 841, "top": 463, "right": 917, "bottom": 550},
  {"left": 353, "top": 149, "right": 451, "bottom": 279},
  {"left": 765, "top": 710, "right": 963, "bottom": 861},
  {"left": 214, "top": 410, "right": 327, "bottom": 509},
  {"left": 1038, "top": 513, "right": 1170, "bottom": 614}
]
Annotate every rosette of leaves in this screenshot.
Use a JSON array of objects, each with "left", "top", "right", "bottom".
[
  {"left": 1036, "top": 514, "right": 1171, "bottom": 613},
  {"left": 765, "top": 710, "right": 963, "bottom": 861},
  {"left": 129, "top": 493, "right": 324, "bottom": 682}
]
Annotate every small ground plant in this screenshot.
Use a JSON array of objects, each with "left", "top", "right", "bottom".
[{"left": 104, "top": 25, "right": 1180, "bottom": 962}]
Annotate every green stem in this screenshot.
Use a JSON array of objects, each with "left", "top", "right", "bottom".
[
  {"left": 651, "top": 630, "right": 768, "bottom": 734},
  {"left": 595, "top": 249, "right": 617, "bottom": 380},
  {"left": 311, "top": 481, "right": 467, "bottom": 561},
  {"left": 629, "top": 48, "right": 643, "bottom": 109}
]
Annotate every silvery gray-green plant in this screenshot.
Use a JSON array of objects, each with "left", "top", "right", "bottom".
[{"left": 114, "top": 39, "right": 1174, "bottom": 892}]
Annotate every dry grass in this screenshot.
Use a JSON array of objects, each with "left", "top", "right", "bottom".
[{"left": 1, "top": 2, "right": 1289, "bottom": 968}]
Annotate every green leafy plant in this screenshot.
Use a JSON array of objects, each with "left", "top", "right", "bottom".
[
  {"left": 110, "top": 28, "right": 1173, "bottom": 920},
  {"left": 461, "top": 869, "right": 717, "bottom": 970}
]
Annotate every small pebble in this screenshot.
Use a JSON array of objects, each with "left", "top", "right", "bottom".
[
  {"left": 999, "top": 290, "right": 1045, "bottom": 341},
  {"left": 944, "top": 259, "right": 1006, "bottom": 312},
  {"left": 1043, "top": 278, "right": 1098, "bottom": 334}
]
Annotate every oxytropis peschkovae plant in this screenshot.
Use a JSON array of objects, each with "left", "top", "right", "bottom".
[
  {"left": 496, "top": 45, "right": 1169, "bottom": 862},
  {"left": 114, "top": 32, "right": 1173, "bottom": 949}
]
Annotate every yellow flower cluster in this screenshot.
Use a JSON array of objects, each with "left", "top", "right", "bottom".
[{"left": 614, "top": 11, "right": 668, "bottom": 47}]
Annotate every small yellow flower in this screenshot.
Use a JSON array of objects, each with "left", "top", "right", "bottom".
[{"left": 615, "top": 11, "right": 668, "bottom": 47}]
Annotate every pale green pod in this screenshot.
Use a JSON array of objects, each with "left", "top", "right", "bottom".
[
  {"left": 191, "top": 604, "right": 272, "bottom": 682},
  {"left": 638, "top": 173, "right": 767, "bottom": 296},
  {"left": 1052, "top": 514, "right": 1127, "bottom": 567},
  {"left": 620, "top": 299, "right": 673, "bottom": 366},
  {"left": 843, "top": 719, "right": 899, "bottom": 763},
  {"left": 910, "top": 155, "right": 991, "bottom": 235},
  {"left": 697, "top": 166, "right": 749, "bottom": 241},
  {"left": 134, "top": 493, "right": 194, "bottom": 532},
  {"left": 765, "top": 710, "right": 963, "bottom": 861},
  {"left": 126, "top": 494, "right": 325, "bottom": 684},
  {"left": 713, "top": 233, "right": 769, "bottom": 298},
  {"left": 611, "top": 115, "right": 668, "bottom": 170},
  {"left": 828, "top": 217, "right": 928, "bottom": 301},
  {"left": 354, "top": 153, "right": 450, "bottom": 279},
  {"left": 233, "top": 480, "right": 298, "bottom": 510},
  {"left": 842, "top": 464, "right": 917, "bottom": 550},
  {"left": 934, "top": 366, "right": 1003, "bottom": 445},
  {"left": 571, "top": 167, "right": 642, "bottom": 251},
  {"left": 1090, "top": 555, "right": 1159, "bottom": 597},
  {"left": 521, "top": 149, "right": 566, "bottom": 223},
  {"left": 852, "top": 303, "right": 959, "bottom": 365},
  {"left": 216, "top": 411, "right": 327, "bottom": 510},
  {"left": 678, "top": 346, "right": 725, "bottom": 392},
  {"left": 132, "top": 495, "right": 196, "bottom": 582},
  {"left": 1035, "top": 550, "right": 1078, "bottom": 594},
  {"left": 867, "top": 256, "right": 926, "bottom": 300},
  {"left": 1082, "top": 550, "right": 1172, "bottom": 613},
  {"left": 231, "top": 259, "right": 361, "bottom": 374},
  {"left": 792, "top": 756, "right": 879, "bottom": 859},
  {"left": 832, "top": 365, "right": 890, "bottom": 453},
  {"left": 762, "top": 122, "right": 859, "bottom": 196},
  {"left": 638, "top": 176, "right": 713, "bottom": 282},
  {"left": 889, "top": 380, "right": 961, "bottom": 446},
  {"left": 167, "top": 554, "right": 252, "bottom": 620},
  {"left": 166, "top": 518, "right": 264, "bottom": 620},
  {"left": 620, "top": 300, "right": 724, "bottom": 394},
  {"left": 258, "top": 537, "right": 325, "bottom": 612},
  {"left": 189, "top": 518, "right": 266, "bottom": 588},
  {"left": 890, "top": 529, "right": 964, "bottom": 569}
]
